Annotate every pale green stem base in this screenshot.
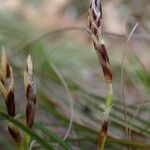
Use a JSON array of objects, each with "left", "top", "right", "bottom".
[
  {"left": 98, "top": 83, "right": 113, "bottom": 150},
  {"left": 22, "top": 134, "right": 30, "bottom": 150},
  {"left": 15, "top": 134, "right": 30, "bottom": 150}
]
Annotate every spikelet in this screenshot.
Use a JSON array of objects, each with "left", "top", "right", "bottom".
[
  {"left": 24, "top": 55, "right": 36, "bottom": 128},
  {"left": 94, "top": 41, "right": 112, "bottom": 84},
  {"left": 0, "top": 49, "right": 15, "bottom": 116},
  {"left": 88, "top": 0, "right": 102, "bottom": 40},
  {"left": 0, "top": 49, "right": 21, "bottom": 144},
  {"left": 88, "top": 0, "right": 112, "bottom": 84},
  {"left": 98, "top": 120, "right": 108, "bottom": 149}
]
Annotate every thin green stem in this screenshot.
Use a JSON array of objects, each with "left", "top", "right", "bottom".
[
  {"left": 22, "top": 134, "right": 30, "bottom": 150},
  {"left": 16, "top": 143, "right": 23, "bottom": 150},
  {"left": 106, "top": 84, "right": 113, "bottom": 109},
  {"left": 98, "top": 83, "right": 113, "bottom": 150}
]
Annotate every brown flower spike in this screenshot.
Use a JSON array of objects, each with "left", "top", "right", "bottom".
[
  {"left": 0, "top": 49, "right": 21, "bottom": 144},
  {"left": 88, "top": 0, "right": 113, "bottom": 150},
  {"left": 24, "top": 55, "right": 36, "bottom": 128},
  {"left": 94, "top": 41, "right": 112, "bottom": 84},
  {"left": 0, "top": 49, "right": 15, "bottom": 117},
  {"left": 88, "top": 0, "right": 112, "bottom": 84}
]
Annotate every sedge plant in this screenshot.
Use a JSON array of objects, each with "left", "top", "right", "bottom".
[
  {"left": 0, "top": 49, "right": 22, "bottom": 148},
  {"left": 0, "top": 49, "right": 36, "bottom": 150},
  {"left": 88, "top": 0, "right": 113, "bottom": 149},
  {"left": 0, "top": 1, "right": 149, "bottom": 149}
]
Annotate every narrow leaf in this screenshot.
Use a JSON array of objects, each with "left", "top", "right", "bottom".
[{"left": 0, "top": 111, "right": 54, "bottom": 150}]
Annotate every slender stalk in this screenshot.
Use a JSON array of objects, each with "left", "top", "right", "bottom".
[
  {"left": 16, "top": 142, "right": 23, "bottom": 150},
  {"left": 98, "top": 83, "right": 113, "bottom": 150},
  {"left": 106, "top": 84, "right": 113, "bottom": 108}
]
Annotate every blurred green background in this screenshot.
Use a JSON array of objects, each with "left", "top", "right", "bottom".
[{"left": 0, "top": 0, "right": 150, "bottom": 149}]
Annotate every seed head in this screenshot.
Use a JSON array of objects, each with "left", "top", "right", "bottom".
[
  {"left": 0, "top": 49, "right": 15, "bottom": 117},
  {"left": 24, "top": 55, "right": 36, "bottom": 128},
  {"left": 0, "top": 49, "right": 21, "bottom": 144},
  {"left": 8, "top": 126, "right": 22, "bottom": 144},
  {"left": 88, "top": 0, "right": 102, "bottom": 39},
  {"left": 94, "top": 41, "right": 112, "bottom": 84},
  {"left": 98, "top": 121, "right": 108, "bottom": 149}
]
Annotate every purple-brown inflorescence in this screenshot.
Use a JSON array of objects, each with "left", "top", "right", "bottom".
[
  {"left": 0, "top": 49, "right": 15, "bottom": 117},
  {"left": 88, "top": 0, "right": 102, "bottom": 40},
  {"left": 88, "top": 0, "right": 112, "bottom": 84},
  {"left": 0, "top": 49, "right": 21, "bottom": 144},
  {"left": 98, "top": 121, "right": 108, "bottom": 148},
  {"left": 94, "top": 41, "right": 112, "bottom": 84},
  {"left": 24, "top": 55, "right": 36, "bottom": 128}
]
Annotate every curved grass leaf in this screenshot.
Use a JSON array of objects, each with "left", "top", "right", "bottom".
[
  {"left": 0, "top": 111, "right": 54, "bottom": 150},
  {"left": 38, "top": 91, "right": 150, "bottom": 149},
  {"left": 35, "top": 122, "right": 72, "bottom": 150}
]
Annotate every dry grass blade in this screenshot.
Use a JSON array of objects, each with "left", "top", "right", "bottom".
[
  {"left": 50, "top": 62, "right": 74, "bottom": 141},
  {"left": 121, "top": 23, "right": 139, "bottom": 138}
]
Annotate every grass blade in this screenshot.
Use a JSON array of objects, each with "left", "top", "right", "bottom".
[
  {"left": 36, "top": 122, "right": 72, "bottom": 150},
  {"left": 0, "top": 111, "right": 54, "bottom": 150}
]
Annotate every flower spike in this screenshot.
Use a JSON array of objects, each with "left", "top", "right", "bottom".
[
  {"left": 0, "top": 49, "right": 21, "bottom": 144},
  {"left": 24, "top": 55, "right": 36, "bottom": 128}
]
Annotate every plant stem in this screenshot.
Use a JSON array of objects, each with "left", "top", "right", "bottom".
[
  {"left": 22, "top": 134, "right": 30, "bottom": 150},
  {"left": 106, "top": 84, "right": 113, "bottom": 108},
  {"left": 98, "top": 83, "right": 113, "bottom": 150},
  {"left": 16, "top": 143, "right": 23, "bottom": 150}
]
